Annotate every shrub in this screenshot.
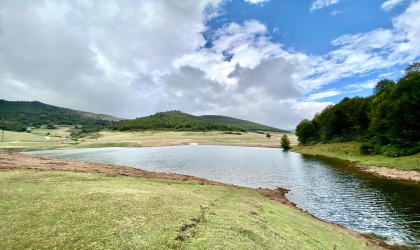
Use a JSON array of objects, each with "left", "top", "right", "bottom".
[
  {"left": 280, "top": 135, "right": 291, "bottom": 150},
  {"left": 359, "top": 143, "right": 374, "bottom": 155},
  {"left": 46, "top": 124, "right": 58, "bottom": 129}
]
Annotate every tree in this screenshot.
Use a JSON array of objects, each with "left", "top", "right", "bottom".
[
  {"left": 280, "top": 135, "right": 291, "bottom": 150},
  {"left": 266, "top": 133, "right": 271, "bottom": 138},
  {"left": 373, "top": 79, "right": 395, "bottom": 95},
  {"left": 295, "top": 119, "right": 317, "bottom": 145},
  {"left": 405, "top": 62, "right": 420, "bottom": 75}
]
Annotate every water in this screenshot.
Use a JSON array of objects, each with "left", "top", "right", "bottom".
[{"left": 26, "top": 145, "right": 420, "bottom": 247}]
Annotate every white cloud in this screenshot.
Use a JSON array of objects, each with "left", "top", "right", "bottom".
[
  {"left": 381, "top": 0, "right": 409, "bottom": 11},
  {"left": 330, "top": 7, "right": 348, "bottom": 15},
  {"left": 1, "top": 0, "right": 419, "bottom": 130},
  {"left": 310, "top": 0, "right": 343, "bottom": 12},
  {"left": 344, "top": 79, "right": 378, "bottom": 91},
  {"left": 308, "top": 90, "right": 342, "bottom": 100},
  {"left": 244, "top": 0, "right": 270, "bottom": 5},
  {"left": 0, "top": 0, "right": 223, "bottom": 118},
  {"left": 301, "top": 0, "right": 420, "bottom": 91}
]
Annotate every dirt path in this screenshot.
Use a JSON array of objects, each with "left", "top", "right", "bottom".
[{"left": 0, "top": 151, "right": 397, "bottom": 249}]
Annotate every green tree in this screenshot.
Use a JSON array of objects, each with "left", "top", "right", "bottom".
[
  {"left": 405, "top": 61, "right": 420, "bottom": 75},
  {"left": 373, "top": 79, "right": 395, "bottom": 96},
  {"left": 266, "top": 133, "right": 271, "bottom": 138},
  {"left": 280, "top": 135, "right": 291, "bottom": 150},
  {"left": 295, "top": 119, "right": 317, "bottom": 145}
]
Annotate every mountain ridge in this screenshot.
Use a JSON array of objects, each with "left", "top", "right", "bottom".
[{"left": 200, "top": 115, "right": 290, "bottom": 133}]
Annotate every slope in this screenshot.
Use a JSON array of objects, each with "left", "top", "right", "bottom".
[
  {"left": 0, "top": 100, "right": 123, "bottom": 131},
  {"left": 200, "top": 115, "right": 290, "bottom": 133},
  {"left": 109, "top": 111, "right": 245, "bottom": 132}
]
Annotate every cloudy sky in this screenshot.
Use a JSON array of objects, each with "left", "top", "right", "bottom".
[{"left": 1, "top": 0, "right": 419, "bottom": 129}]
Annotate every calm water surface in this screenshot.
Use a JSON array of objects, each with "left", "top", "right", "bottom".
[{"left": 26, "top": 145, "right": 420, "bottom": 247}]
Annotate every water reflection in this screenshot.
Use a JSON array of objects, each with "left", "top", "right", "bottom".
[{"left": 26, "top": 146, "right": 420, "bottom": 247}]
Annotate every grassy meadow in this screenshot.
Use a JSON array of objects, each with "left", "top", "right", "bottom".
[
  {"left": 0, "top": 128, "right": 298, "bottom": 151},
  {"left": 0, "top": 170, "right": 373, "bottom": 250},
  {"left": 97, "top": 130, "right": 298, "bottom": 145},
  {"left": 291, "top": 141, "right": 420, "bottom": 172},
  {"left": 0, "top": 126, "right": 74, "bottom": 143}
]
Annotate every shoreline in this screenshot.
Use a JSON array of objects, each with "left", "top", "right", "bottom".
[
  {"left": 0, "top": 151, "right": 400, "bottom": 249},
  {"left": 290, "top": 142, "right": 420, "bottom": 183},
  {"left": 2, "top": 139, "right": 418, "bottom": 183},
  {"left": 295, "top": 152, "right": 420, "bottom": 183}
]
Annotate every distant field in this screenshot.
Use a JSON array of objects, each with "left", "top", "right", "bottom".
[
  {"left": 291, "top": 141, "right": 420, "bottom": 171},
  {"left": 0, "top": 128, "right": 72, "bottom": 143},
  {"left": 0, "top": 170, "right": 372, "bottom": 249},
  {"left": 0, "top": 130, "right": 297, "bottom": 150},
  {"left": 31, "top": 126, "right": 76, "bottom": 138},
  {"left": 98, "top": 131, "right": 298, "bottom": 145}
]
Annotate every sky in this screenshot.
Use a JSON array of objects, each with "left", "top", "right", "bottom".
[{"left": 0, "top": 0, "right": 419, "bottom": 130}]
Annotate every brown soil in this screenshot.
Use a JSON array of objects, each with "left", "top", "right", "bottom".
[
  {"left": 356, "top": 163, "right": 420, "bottom": 182},
  {"left": 0, "top": 151, "right": 400, "bottom": 249}
]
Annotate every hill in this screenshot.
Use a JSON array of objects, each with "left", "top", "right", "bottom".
[
  {"left": 200, "top": 115, "right": 290, "bottom": 133},
  {"left": 0, "top": 100, "right": 123, "bottom": 132},
  {"left": 109, "top": 111, "right": 245, "bottom": 132}
]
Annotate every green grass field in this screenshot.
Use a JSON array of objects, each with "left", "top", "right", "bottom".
[
  {"left": 291, "top": 141, "right": 420, "bottom": 171},
  {"left": 0, "top": 130, "right": 298, "bottom": 151},
  {"left": 98, "top": 131, "right": 298, "bottom": 145},
  {"left": 31, "top": 125, "right": 77, "bottom": 138},
  {"left": 0, "top": 126, "right": 75, "bottom": 143},
  {"left": 0, "top": 170, "right": 373, "bottom": 249}
]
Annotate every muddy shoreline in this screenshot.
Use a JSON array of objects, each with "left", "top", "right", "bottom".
[{"left": 0, "top": 151, "right": 403, "bottom": 249}]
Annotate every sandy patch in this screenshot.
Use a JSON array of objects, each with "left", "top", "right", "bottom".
[{"left": 357, "top": 164, "right": 420, "bottom": 182}]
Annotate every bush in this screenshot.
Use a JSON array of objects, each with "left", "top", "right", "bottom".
[
  {"left": 280, "top": 135, "right": 291, "bottom": 150},
  {"left": 266, "top": 133, "right": 271, "bottom": 138},
  {"left": 359, "top": 143, "right": 374, "bottom": 155},
  {"left": 377, "top": 143, "right": 420, "bottom": 157},
  {"left": 46, "top": 124, "right": 58, "bottom": 129}
]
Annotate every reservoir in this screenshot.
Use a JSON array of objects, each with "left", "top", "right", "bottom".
[{"left": 26, "top": 145, "right": 420, "bottom": 247}]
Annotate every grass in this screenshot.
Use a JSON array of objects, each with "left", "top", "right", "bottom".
[
  {"left": 0, "top": 170, "right": 373, "bottom": 249},
  {"left": 291, "top": 141, "right": 420, "bottom": 171},
  {"left": 0, "top": 130, "right": 297, "bottom": 147},
  {"left": 31, "top": 125, "right": 76, "bottom": 138},
  {"left": 98, "top": 131, "right": 298, "bottom": 145},
  {"left": 0, "top": 126, "right": 74, "bottom": 143}
]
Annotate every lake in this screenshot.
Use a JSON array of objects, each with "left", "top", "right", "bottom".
[{"left": 26, "top": 145, "right": 420, "bottom": 247}]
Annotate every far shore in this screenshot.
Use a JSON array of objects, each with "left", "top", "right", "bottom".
[{"left": 291, "top": 141, "right": 420, "bottom": 183}]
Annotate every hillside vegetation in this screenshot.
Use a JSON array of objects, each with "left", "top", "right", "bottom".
[
  {"left": 200, "top": 115, "right": 290, "bottom": 133},
  {"left": 0, "top": 100, "right": 122, "bottom": 132},
  {"left": 109, "top": 111, "right": 245, "bottom": 132},
  {"left": 295, "top": 62, "right": 420, "bottom": 157}
]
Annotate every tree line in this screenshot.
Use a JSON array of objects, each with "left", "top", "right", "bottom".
[
  {"left": 0, "top": 100, "right": 114, "bottom": 132},
  {"left": 108, "top": 111, "right": 246, "bottom": 132},
  {"left": 295, "top": 62, "right": 420, "bottom": 157}
]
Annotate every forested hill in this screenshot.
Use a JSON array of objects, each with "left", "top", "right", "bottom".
[
  {"left": 295, "top": 62, "right": 420, "bottom": 157},
  {"left": 0, "top": 100, "right": 123, "bottom": 132},
  {"left": 200, "top": 115, "right": 290, "bottom": 133},
  {"left": 109, "top": 111, "right": 245, "bottom": 132}
]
